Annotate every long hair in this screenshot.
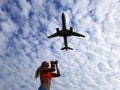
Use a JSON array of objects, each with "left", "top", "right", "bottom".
[
  {"left": 34, "top": 61, "right": 47, "bottom": 79},
  {"left": 34, "top": 66, "right": 41, "bottom": 79}
]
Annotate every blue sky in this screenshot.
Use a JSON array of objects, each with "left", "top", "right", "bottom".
[{"left": 0, "top": 0, "right": 120, "bottom": 90}]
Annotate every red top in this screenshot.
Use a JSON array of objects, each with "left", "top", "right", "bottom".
[{"left": 43, "top": 72, "right": 52, "bottom": 80}]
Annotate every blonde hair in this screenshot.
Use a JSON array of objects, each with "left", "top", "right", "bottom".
[
  {"left": 34, "top": 66, "right": 40, "bottom": 79},
  {"left": 34, "top": 61, "right": 47, "bottom": 79}
]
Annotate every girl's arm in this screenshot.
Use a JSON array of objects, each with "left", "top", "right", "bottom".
[{"left": 51, "top": 61, "right": 61, "bottom": 77}]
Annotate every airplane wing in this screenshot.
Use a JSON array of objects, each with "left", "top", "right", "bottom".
[
  {"left": 48, "top": 33, "right": 59, "bottom": 38},
  {"left": 70, "top": 32, "right": 85, "bottom": 37}
]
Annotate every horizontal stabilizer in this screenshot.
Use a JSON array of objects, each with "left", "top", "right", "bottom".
[{"left": 61, "top": 47, "right": 73, "bottom": 50}]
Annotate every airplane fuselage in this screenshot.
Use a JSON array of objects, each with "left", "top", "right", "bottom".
[
  {"left": 62, "top": 13, "right": 66, "bottom": 29},
  {"left": 48, "top": 13, "right": 85, "bottom": 51},
  {"left": 61, "top": 13, "right": 69, "bottom": 50},
  {"left": 57, "top": 30, "right": 71, "bottom": 36}
]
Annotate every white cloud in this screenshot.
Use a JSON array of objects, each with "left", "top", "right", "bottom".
[
  {"left": 0, "top": 0, "right": 120, "bottom": 90},
  {"left": 0, "top": 0, "right": 7, "bottom": 8},
  {"left": 18, "top": 0, "right": 32, "bottom": 18},
  {"left": 1, "top": 19, "right": 18, "bottom": 37}
]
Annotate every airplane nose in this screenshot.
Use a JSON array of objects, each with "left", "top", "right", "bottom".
[{"left": 62, "top": 13, "right": 65, "bottom": 17}]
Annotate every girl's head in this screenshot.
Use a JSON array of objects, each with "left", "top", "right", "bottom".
[
  {"left": 41, "top": 61, "right": 49, "bottom": 67},
  {"left": 35, "top": 61, "right": 49, "bottom": 79}
]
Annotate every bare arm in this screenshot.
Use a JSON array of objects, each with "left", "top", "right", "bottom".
[{"left": 51, "top": 61, "right": 61, "bottom": 77}]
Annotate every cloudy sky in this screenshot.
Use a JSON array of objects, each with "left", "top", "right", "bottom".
[{"left": 0, "top": 0, "right": 120, "bottom": 90}]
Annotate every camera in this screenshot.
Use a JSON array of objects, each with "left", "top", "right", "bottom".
[
  {"left": 54, "top": 61, "right": 58, "bottom": 64},
  {"left": 51, "top": 61, "right": 58, "bottom": 64}
]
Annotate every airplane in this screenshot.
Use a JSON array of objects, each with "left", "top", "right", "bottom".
[{"left": 48, "top": 13, "right": 85, "bottom": 51}]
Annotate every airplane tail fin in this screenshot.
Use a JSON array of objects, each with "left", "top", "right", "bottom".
[{"left": 61, "top": 47, "right": 73, "bottom": 50}]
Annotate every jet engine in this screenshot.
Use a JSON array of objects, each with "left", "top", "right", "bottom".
[
  {"left": 70, "top": 27, "right": 73, "bottom": 32},
  {"left": 56, "top": 28, "right": 59, "bottom": 33}
]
